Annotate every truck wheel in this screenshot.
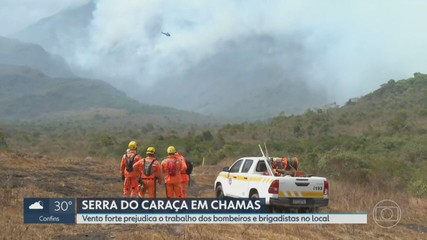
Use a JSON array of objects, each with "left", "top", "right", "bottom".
[
  {"left": 216, "top": 185, "right": 224, "bottom": 198},
  {"left": 250, "top": 192, "right": 259, "bottom": 198}
]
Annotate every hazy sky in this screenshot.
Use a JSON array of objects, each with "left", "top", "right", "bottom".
[
  {"left": 0, "top": 0, "right": 88, "bottom": 36},
  {"left": 2, "top": 0, "right": 427, "bottom": 106}
]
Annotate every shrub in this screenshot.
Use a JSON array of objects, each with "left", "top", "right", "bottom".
[
  {"left": 409, "top": 179, "right": 427, "bottom": 197},
  {"left": 318, "top": 151, "right": 371, "bottom": 182}
]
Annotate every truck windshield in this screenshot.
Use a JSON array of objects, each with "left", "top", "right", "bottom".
[{"left": 229, "top": 159, "right": 243, "bottom": 173}]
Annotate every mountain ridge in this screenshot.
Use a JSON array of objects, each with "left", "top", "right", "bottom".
[
  {"left": 0, "top": 64, "right": 212, "bottom": 124},
  {"left": 0, "top": 36, "right": 74, "bottom": 78}
]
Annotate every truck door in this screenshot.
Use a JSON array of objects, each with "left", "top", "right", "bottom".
[
  {"left": 237, "top": 159, "right": 254, "bottom": 197},
  {"left": 226, "top": 159, "right": 243, "bottom": 197},
  {"left": 228, "top": 159, "right": 254, "bottom": 198}
]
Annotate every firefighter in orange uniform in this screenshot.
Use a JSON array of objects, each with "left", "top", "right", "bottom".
[
  {"left": 279, "top": 156, "right": 300, "bottom": 176},
  {"left": 282, "top": 156, "right": 299, "bottom": 171},
  {"left": 133, "top": 147, "right": 162, "bottom": 198},
  {"left": 161, "top": 146, "right": 183, "bottom": 198},
  {"left": 120, "top": 141, "right": 142, "bottom": 197},
  {"left": 174, "top": 151, "right": 189, "bottom": 198},
  {"left": 272, "top": 158, "right": 284, "bottom": 176}
]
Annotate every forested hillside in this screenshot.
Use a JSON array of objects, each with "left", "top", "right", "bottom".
[{"left": 203, "top": 73, "right": 427, "bottom": 196}]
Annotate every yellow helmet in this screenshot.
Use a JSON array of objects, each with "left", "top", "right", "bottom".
[
  {"left": 146, "top": 147, "right": 156, "bottom": 155},
  {"left": 128, "top": 141, "right": 138, "bottom": 150},
  {"left": 167, "top": 146, "right": 176, "bottom": 154}
]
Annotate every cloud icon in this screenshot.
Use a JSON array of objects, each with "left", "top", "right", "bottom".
[{"left": 29, "top": 201, "right": 44, "bottom": 210}]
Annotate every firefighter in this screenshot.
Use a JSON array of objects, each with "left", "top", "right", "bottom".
[
  {"left": 282, "top": 156, "right": 299, "bottom": 171},
  {"left": 133, "top": 147, "right": 162, "bottom": 198},
  {"left": 280, "top": 156, "right": 300, "bottom": 176},
  {"left": 272, "top": 158, "right": 284, "bottom": 176},
  {"left": 120, "top": 141, "right": 142, "bottom": 197},
  {"left": 174, "top": 150, "right": 189, "bottom": 198},
  {"left": 161, "top": 146, "right": 183, "bottom": 198}
]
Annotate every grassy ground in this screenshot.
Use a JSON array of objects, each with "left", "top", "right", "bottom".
[{"left": 0, "top": 151, "right": 426, "bottom": 240}]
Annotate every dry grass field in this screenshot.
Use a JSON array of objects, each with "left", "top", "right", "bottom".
[{"left": 1, "top": 151, "right": 426, "bottom": 240}]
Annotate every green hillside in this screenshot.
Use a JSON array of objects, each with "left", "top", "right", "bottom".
[
  {"left": 0, "top": 65, "right": 127, "bottom": 118},
  {"left": 0, "top": 64, "right": 210, "bottom": 123},
  {"left": 203, "top": 73, "right": 427, "bottom": 196}
]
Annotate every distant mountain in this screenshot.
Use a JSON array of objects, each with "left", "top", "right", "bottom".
[
  {"left": 0, "top": 36, "right": 74, "bottom": 77},
  {"left": 0, "top": 64, "right": 209, "bottom": 123},
  {"left": 12, "top": 1, "right": 94, "bottom": 59},
  {"left": 12, "top": 2, "right": 331, "bottom": 121}
]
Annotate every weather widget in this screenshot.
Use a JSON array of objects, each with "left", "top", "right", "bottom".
[{"left": 24, "top": 198, "right": 75, "bottom": 224}]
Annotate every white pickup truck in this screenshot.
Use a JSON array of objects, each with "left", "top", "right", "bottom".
[{"left": 214, "top": 157, "right": 329, "bottom": 212}]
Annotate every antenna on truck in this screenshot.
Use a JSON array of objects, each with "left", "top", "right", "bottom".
[
  {"left": 264, "top": 142, "right": 269, "bottom": 159},
  {"left": 260, "top": 143, "right": 274, "bottom": 176},
  {"left": 258, "top": 144, "right": 265, "bottom": 157}
]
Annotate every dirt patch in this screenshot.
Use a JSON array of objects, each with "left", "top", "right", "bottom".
[
  {"left": 52, "top": 232, "right": 111, "bottom": 240},
  {"left": 400, "top": 224, "right": 427, "bottom": 234}
]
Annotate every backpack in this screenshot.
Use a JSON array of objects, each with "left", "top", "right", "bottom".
[
  {"left": 167, "top": 159, "right": 178, "bottom": 176},
  {"left": 185, "top": 159, "right": 193, "bottom": 175},
  {"left": 143, "top": 158, "right": 156, "bottom": 176},
  {"left": 125, "top": 153, "right": 137, "bottom": 172}
]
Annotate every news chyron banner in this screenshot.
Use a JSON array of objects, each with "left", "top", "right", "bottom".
[
  {"left": 24, "top": 198, "right": 368, "bottom": 224},
  {"left": 77, "top": 198, "right": 264, "bottom": 224}
]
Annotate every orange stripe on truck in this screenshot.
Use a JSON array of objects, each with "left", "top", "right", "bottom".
[
  {"left": 278, "top": 191, "right": 323, "bottom": 198},
  {"left": 301, "top": 191, "right": 324, "bottom": 197}
]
